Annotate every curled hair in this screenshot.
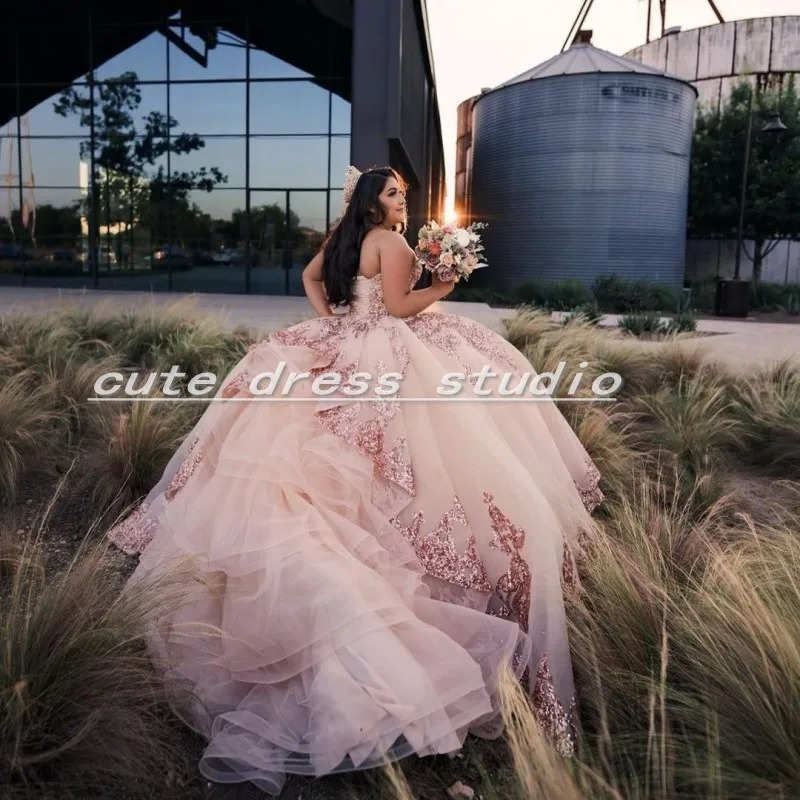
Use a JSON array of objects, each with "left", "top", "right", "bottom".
[{"left": 322, "top": 167, "right": 407, "bottom": 307}]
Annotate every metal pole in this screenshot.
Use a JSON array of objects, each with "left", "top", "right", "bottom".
[
  {"left": 734, "top": 87, "right": 755, "bottom": 281},
  {"left": 646, "top": 0, "right": 652, "bottom": 43}
]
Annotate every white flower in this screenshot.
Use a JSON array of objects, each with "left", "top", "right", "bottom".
[
  {"left": 442, "top": 234, "right": 455, "bottom": 249},
  {"left": 454, "top": 228, "right": 471, "bottom": 248}
]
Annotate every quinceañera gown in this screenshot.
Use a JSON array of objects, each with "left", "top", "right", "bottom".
[{"left": 108, "top": 263, "right": 603, "bottom": 794}]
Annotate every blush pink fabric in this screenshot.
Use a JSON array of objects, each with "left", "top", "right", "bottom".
[{"left": 108, "top": 269, "right": 602, "bottom": 794}]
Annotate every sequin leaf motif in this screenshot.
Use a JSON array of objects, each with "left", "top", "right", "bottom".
[
  {"left": 576, "top": 462, "right": 603, "bottom": 514},
  {"left": 483, "top": 492, "right": 532, "bottom": 633},
  {"left": 221, "top": 371, "right": 252, "bottom": 398},
  {"left": 165, "top": 437, "right": 205, "bottom": 501},
  {"left": 406, "top": 312, "right": 519, "bottom": 371},
  {"left": 390, "top": 497, "right": 491, "bottom": 593},
  {"left": 315, "top": 396, "right": 415, "bottom": 506},
  {"left": 107, "top": 502, "right": 158, "bottom": 555},
  {"left": 532, "top": 654, "right": 576, "bottom": 757}
]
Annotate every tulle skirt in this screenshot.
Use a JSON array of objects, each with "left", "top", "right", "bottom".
[{"left": 109, "top": 304, "right": 601, "bottom": 794}]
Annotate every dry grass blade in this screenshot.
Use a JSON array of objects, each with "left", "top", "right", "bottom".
[
  {"left": 82, "top": 400, "right": 193, "bottom": 511},
  {"left": 0, "top": 532, "right": 196, "bottom": 797},
  {"left": 504, "top": 307, "right": 554, "bottom": 352},
  {"left": 628, "top": 376, "right": 742, "bottom": 473},
  {"left": 729, "top": 363, "right": 800, "bottom": 476},
  {"left": 0, "top": 369, "right": 61, "bottom": 504}
]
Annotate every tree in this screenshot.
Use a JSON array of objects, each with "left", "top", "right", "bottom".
[
  {"left": 53, "top": 71, "right": 227, "bottom": 260},
  {"left": 689, "top": 77, "right": 800, "bottom": 281}
]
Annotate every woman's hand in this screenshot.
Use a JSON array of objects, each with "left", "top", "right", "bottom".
[{"left": 431, "top": 273, "right": 457, "bottom": 299}]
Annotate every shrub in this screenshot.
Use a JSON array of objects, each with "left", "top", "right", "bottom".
[
  {"left": 592, "top": 275, "right": 676, "bottom": 314},
  {"left": 618, "top": 312, "right": 667, "bottom": 337},
  {"left": 665, "top": 311, "right": 698, "bottom": 334}
]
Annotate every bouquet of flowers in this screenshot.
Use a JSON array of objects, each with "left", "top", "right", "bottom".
[{"left": 414, "top": 220, "right": 488, "bottom": 283}]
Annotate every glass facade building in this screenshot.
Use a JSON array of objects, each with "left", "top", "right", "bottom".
[{"left": 1, "top": 1, "right": 444, "bottom": 295}]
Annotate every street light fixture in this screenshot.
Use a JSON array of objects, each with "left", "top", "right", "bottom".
[{"left": 733, "top": 92, "right": 787, "bottom": 283}]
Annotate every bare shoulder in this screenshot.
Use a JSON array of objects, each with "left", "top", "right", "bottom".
[{"left": 374, "top": 228, "right": 413, "bottom": 255}]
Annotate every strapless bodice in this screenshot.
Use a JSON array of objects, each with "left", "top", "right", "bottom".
[{"left": 349, "top": 264, "right": 422, "bottom": 319}]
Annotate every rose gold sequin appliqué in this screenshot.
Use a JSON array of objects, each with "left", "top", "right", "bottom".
[
  {"left": 165, "top": 437, "right": 205, "bottom": 501},
  {"left": 483, "top": 492, "right": 532, "bottom": 633},
  {"left": 107, "top": 502, "right": 158, "bottom": 555},
  {"left": 390, "top": 496, "right": 492, "bottom": 593},
  {"left": 576, "top": 462, "right": 603, "bottom": 514},
  {"left": 532, "top": 654, "right": 576, "bottom": 757}
]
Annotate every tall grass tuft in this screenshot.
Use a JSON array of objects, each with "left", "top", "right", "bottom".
[
  {"left": 0, "top": 370, "right": 62, "bottom": 504},
  {"left": 1, "top": 533, "right": 194, "bottom": 798},
  {"left": 82, "top": 400, "right": 193, "bottom": 512},
  {"left": 729, "top": 362, "right": 800, "bottom": 477}
]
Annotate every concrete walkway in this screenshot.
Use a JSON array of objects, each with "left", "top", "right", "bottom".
[
  {"left": 1, "top": 286, "right": 797, "bottom": 371},
  {"left": 0, "top": 286, "right": 507, "bottom": 337},
  {"left": 496, "top": 307, "right": 800, "bottom": 371}
]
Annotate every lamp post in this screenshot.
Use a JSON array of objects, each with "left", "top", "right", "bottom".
[{"left": 718, "top": 93, "right": 792, "bottom": 316}]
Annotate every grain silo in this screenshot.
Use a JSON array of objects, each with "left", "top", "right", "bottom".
[{"left": 467, "top": 33, "right": 697, "bottom": 294}]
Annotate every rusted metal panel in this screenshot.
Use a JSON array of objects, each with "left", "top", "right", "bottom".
[
  {"left": 697, "top": 21, "right": 735, "bottom": 79},
  {"left": 770, "top": 16, "right": 800, "bottom": 72},
  {"left": 666, "top": 28, "right": 700, "bottom": 81},
  {"left": 734, "top": 17, "right": 772, "bottom": 74}
]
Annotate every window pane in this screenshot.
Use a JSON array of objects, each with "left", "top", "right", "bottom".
[
  {"left": 290, "top": 192, "right": 327, "bottom": 262},
  {"left": 168, "top": 25, "right": 246, "bottom": 80},
  {"left": 21, "top": 85, "right": 91, "bottom": 136},
  {"left": 250, "top": 137, "right": 328, "bottom": 189},
  {"left": 331, "top": 95, "right": 351, "bottom": 135},
  {"left": 329, "top": 190, "right": 345, "bottom": 228},
  {"left": 329, "top": 135, "right": 350, "bottom": 188},
  {"left": 249, "top": 48, "right": 311, "bottom": 79},
  {"left": 169, "top": 188, "right": 247, "bottom": 294},
  {"left": 250, "top": 81, "right": 329, "bottom": 134},
  {"left": 93, "top": 29, "right": 167, "bottom": 83},
  {"left": 23, "top": 138, "right": 84, "bottom": 186},
  {"left": 28, "top": 188, "right": 84, "bottom": 257},
  {"left": 170, "top": 136, "right": 245, "bottom": 189},
  {"left": 249, "top": 190, "right": 286, "bottom": 269},
  {"left": 170, "top": 82, "right": 245, "bottom": 135}
]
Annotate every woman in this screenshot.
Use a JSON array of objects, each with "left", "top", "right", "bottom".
[{"left": 108, "top": 166, "right": 602, "bottom": 794}]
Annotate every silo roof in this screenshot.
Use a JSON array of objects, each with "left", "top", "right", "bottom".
[{"left": 497, "top": 42, "right": 672, "bottom": 87}]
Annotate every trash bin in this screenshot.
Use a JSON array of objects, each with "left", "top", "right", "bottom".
[{"left": 715, "top": 279, "right": 750, "bottom": 318}]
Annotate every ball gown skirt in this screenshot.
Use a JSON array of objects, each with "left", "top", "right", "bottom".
[{"left": 107, "top": 270, "right": 603, "bottom": 795}]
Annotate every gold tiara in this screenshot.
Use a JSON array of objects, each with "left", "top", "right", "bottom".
[{"left": 343, "top": 165, "right": 362, "bottom": 205}]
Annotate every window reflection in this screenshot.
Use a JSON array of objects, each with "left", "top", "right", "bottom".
[
  {"left": 329, "top": 135, "right": 350, "bottom": 188},
  {"left": 170, "top": 82, "right": 245, "bottom": 135},
  {"left": 169, "top": 136, "right": 245, "bottom": 188},
  {"left": 93, "top": 29, "right": 167, "bottom": 83},
  {"left": 249, "top": 136, "right": 328, "bottom": 188},
  {"left": 331, "top": 94, "right": 351, "bottom": 134},
  {"left": 22, "top": 139, "right": 83, "bottom": 186},
  {"left": 6, "top": 15, "right": 354, "bottom": 295},
  {"left": 290, "top": 192, "right": 328, "bottom": 265},
  {"left": 168, "top": 26, "right": 246, "bottom": 81},
  {"left": 250, "top": 81, "right": 330, "bottom": 134},
  {"left": 249, "top": 48, "right": 312, "bottom": 79}
]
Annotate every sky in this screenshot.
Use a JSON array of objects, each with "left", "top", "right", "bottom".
[{"left": 426, "top": 0, "right": 800, "bottom": 219}]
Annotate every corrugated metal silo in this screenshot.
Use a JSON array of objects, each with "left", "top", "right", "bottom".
[{"left": 469, "top": 39, "right": 698, "bottom": 293}]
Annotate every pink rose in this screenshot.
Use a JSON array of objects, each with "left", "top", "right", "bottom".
[
  {"left": 437, "top": 266, "right": 456, "bottom": 281},
  {"left": 440, "top": 252, "right": 454, "bottom": 267}
]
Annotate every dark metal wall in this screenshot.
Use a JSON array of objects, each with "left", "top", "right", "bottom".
[{"left": 351, "top": 0, "right": 445, "bottom": 239}]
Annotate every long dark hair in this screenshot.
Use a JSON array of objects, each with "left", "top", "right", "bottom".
[{"left": 322, "top": 166, "right": 407, "bottom": 307}]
